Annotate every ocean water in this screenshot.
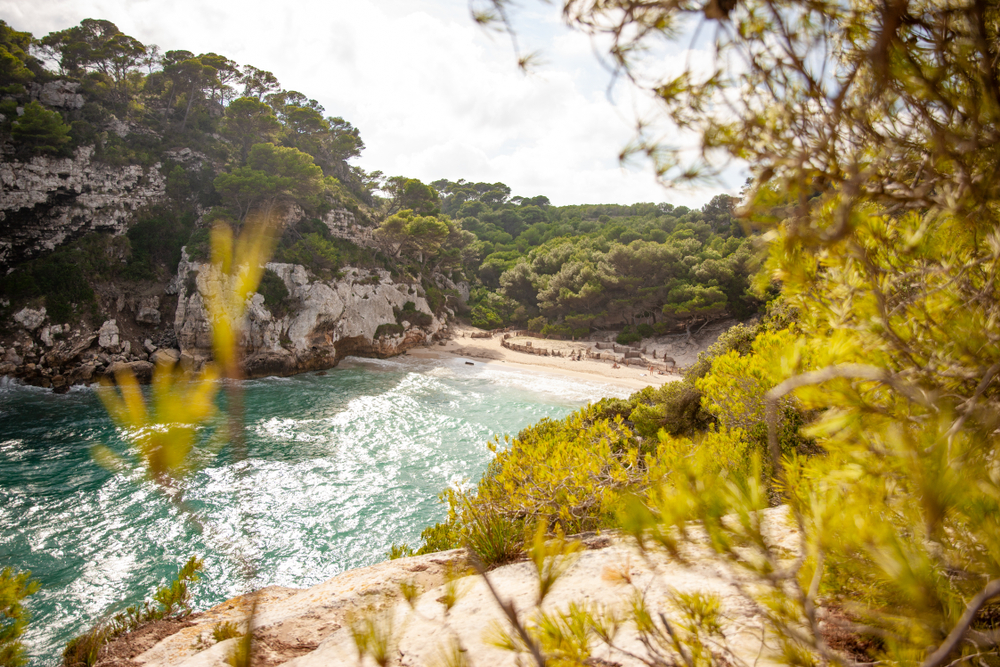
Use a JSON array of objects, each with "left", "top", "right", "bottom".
[{"left": 0, "top": 355, "right": 630, "bottom": 666}]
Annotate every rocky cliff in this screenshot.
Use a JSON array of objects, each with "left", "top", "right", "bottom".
[
  {"left": 172, "top": 251, "right": 451, "bottom": 377},
  {"left": 0, "top": 145, "right": 167, "bottom": 268},
  {"left": 0, "top": 196, "right": 460, "bottom": 390}
]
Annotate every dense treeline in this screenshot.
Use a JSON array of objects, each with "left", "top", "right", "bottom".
[
  {"left": 1, "top": 17, "right": 759, "bottom": 340},
  {"left": 425, "top": 179, "right": 762, "bottom": 337}
]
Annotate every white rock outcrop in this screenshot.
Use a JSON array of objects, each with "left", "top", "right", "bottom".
[
  {"left": 174, "top": 251, "right": 447, "bottom": 376},
  {"left": 124, "top": 508, "right": 800, "bottom": 667},
  {"left": 26, "top": 80, "right": 85, "bottom": 109}
]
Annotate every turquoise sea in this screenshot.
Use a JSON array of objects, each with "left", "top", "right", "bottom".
[{"left": 0, "top": 355, "right": 630, "bottom": 666}]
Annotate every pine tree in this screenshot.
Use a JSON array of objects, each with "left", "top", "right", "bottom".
[{"left": 10, "top": 101, "right": 71, "bottom": 155}]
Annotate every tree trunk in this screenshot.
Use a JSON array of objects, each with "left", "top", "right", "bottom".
[
  {"left": 180, "top": 81, "right": 198, "bottom": 131},
  {"left": 165, "top": 82, "right": 177, "bottom": 119}
]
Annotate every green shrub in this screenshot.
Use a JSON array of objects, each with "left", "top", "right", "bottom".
[
  {"left": 10, "top": 101, "right": 70, "bottom": 155},
  {"left": 527, "top": 316, "right": 546, "bottom": 332},
  {"left": 185, "top": 228, "right": 212, "bottom": 261},
  {"left": 443, "top": 406, "right": 661, "bottom": 540},
  {"left": 423, "top": 283, "right": 445, "bottom": 314},
  {"left": 636, "top": 323, "right": 655, "bottom": 338},
  {"left": 374, "top": 323, "right": 404, "bottom": 339},
  {"left": 257, "top": 269, "right": 290, "bottom": 317},
  {"left": 629, "top": 379, "right": 714, "bottom": 439},
  {"left": 684, "top": 321, "right": 761, "bottom": 381},
  {"left": 470, "top": 304, "right": 502, "bottom": 329},
  {"left": 165, "top": 165, "right": 191, "bottom": 200},
  {"left": 275, "top": 233, "right": 340, "bottom": 280},
  {"left": 386, "top": 544, "right": 414, "bottom": 560},
  {"left": 616, "top": 326, "right": 642, "bottom": 345},
  {"left": 98, "top": 132, "right": 160, "bottom": 168},
  {"left": 124, "top": 209, "right": 196, "bottom": 280},
  {"left": 541, "top": 323, "right": 572, "bottom": 338},
  {"left": 415, "top": 521, "right": 461, "bottom": 555},
  {"left": 0, "top": 242, "right": 99, "bottom": 323},
  {"left": 396, "top": 301, "right": 433, "bottom": 328},
  {"left": 460, "top": 503, "right": 524, "bottom": 569}
]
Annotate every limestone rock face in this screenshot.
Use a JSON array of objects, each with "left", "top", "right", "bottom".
[
  {"left": 0, "top": 146, "right": 166, "bottom": 267},
  {"left": 13, "top": 307, "right": 45, "bottom": 331},
  {"left": 174, "top": 252, "right": 447, "bottom": 377}
]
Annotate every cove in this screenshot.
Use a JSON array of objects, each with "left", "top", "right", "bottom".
[{"left": 0, "top": 355, "right": 629, "bottom": 666}]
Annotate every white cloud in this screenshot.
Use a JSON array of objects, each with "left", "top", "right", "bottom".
[{"left": 2, "top": 0, "right": 743, "bottom": 207}]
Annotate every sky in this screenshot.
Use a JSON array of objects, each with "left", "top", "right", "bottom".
[{"left": 1, "top": 0, "right": 743, "bottom": 208}]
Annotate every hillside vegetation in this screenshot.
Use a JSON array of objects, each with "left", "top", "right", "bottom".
[{"left": 0, "top": 18, "right": 759, "bottom": 343}]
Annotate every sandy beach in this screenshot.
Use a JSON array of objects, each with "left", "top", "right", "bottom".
[{"left": 405, "top": 321, "right": 734, "bottom": 392}]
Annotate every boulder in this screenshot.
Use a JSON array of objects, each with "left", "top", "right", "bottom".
[
  {"left": 151, "top": 348, "right": 181, "bottom": 366},
  {"left": 98, "top": 320, "right": 120, "bottom": 350},
  {"left": 136, "top": 307, "right": 161, "bottom": 325},
  {"left": 14, "top": 307, "right": 46, "bottom": 331},
  {"left": 71, "top": 364, "right": 95, "bottom": 382},
  {"left": 137, "top": 296, "right": 162, "bottom": 325},
  {"left": 105, "top": 360, "right": 154, "bottom": 382},
  {"left": 3, "top": 347, "right": 22, "bottom": 366},
  {"left": 39, "top": 325, "right": 60, "bottom": 347}
]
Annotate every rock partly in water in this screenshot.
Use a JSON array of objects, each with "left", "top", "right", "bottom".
[
  {"left": 150, "top": 348, "right": 181, "bottom": 367},
  {"left": 105, "top": 360, "right": 154, "bottom": 382}
]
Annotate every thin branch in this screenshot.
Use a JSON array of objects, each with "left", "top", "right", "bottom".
[
  {"left": 766, "top": 364, "right": 933, "bottom": 484},
  {"left": 921, "top": 579, "right": 1000, "bottom": 667},
  {"left": 468, "top": 550, "right": 547, "bottom": 667}
]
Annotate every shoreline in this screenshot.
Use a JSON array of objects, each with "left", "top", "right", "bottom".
[{"left": 405, "top": 323, "right": 683, "bottom": 393}]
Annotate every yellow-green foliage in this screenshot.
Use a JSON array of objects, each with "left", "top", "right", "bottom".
[
  {"left": 0, "top": 568, "right": 39, "bottom": 667},
  {"left": 413, "top": 341, "right": 789, "bottom": 560},
  {"left": 63, "top": 557, "right": 203, "bottom": 667},
  {"left": 348, "top": 607, "right": 396, "bottom": 667},
  {"left": 450, "top": 407, "right": 667, "bottom": 535},
  {"left": 615, "top": 204, "right": 1000, "bottom": 667},
  {"left": 696, "top": 328, "right": 797, "bottom": 433},
  {"left": 212, "top": 621, "right": 241, "bottom": 642}
]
